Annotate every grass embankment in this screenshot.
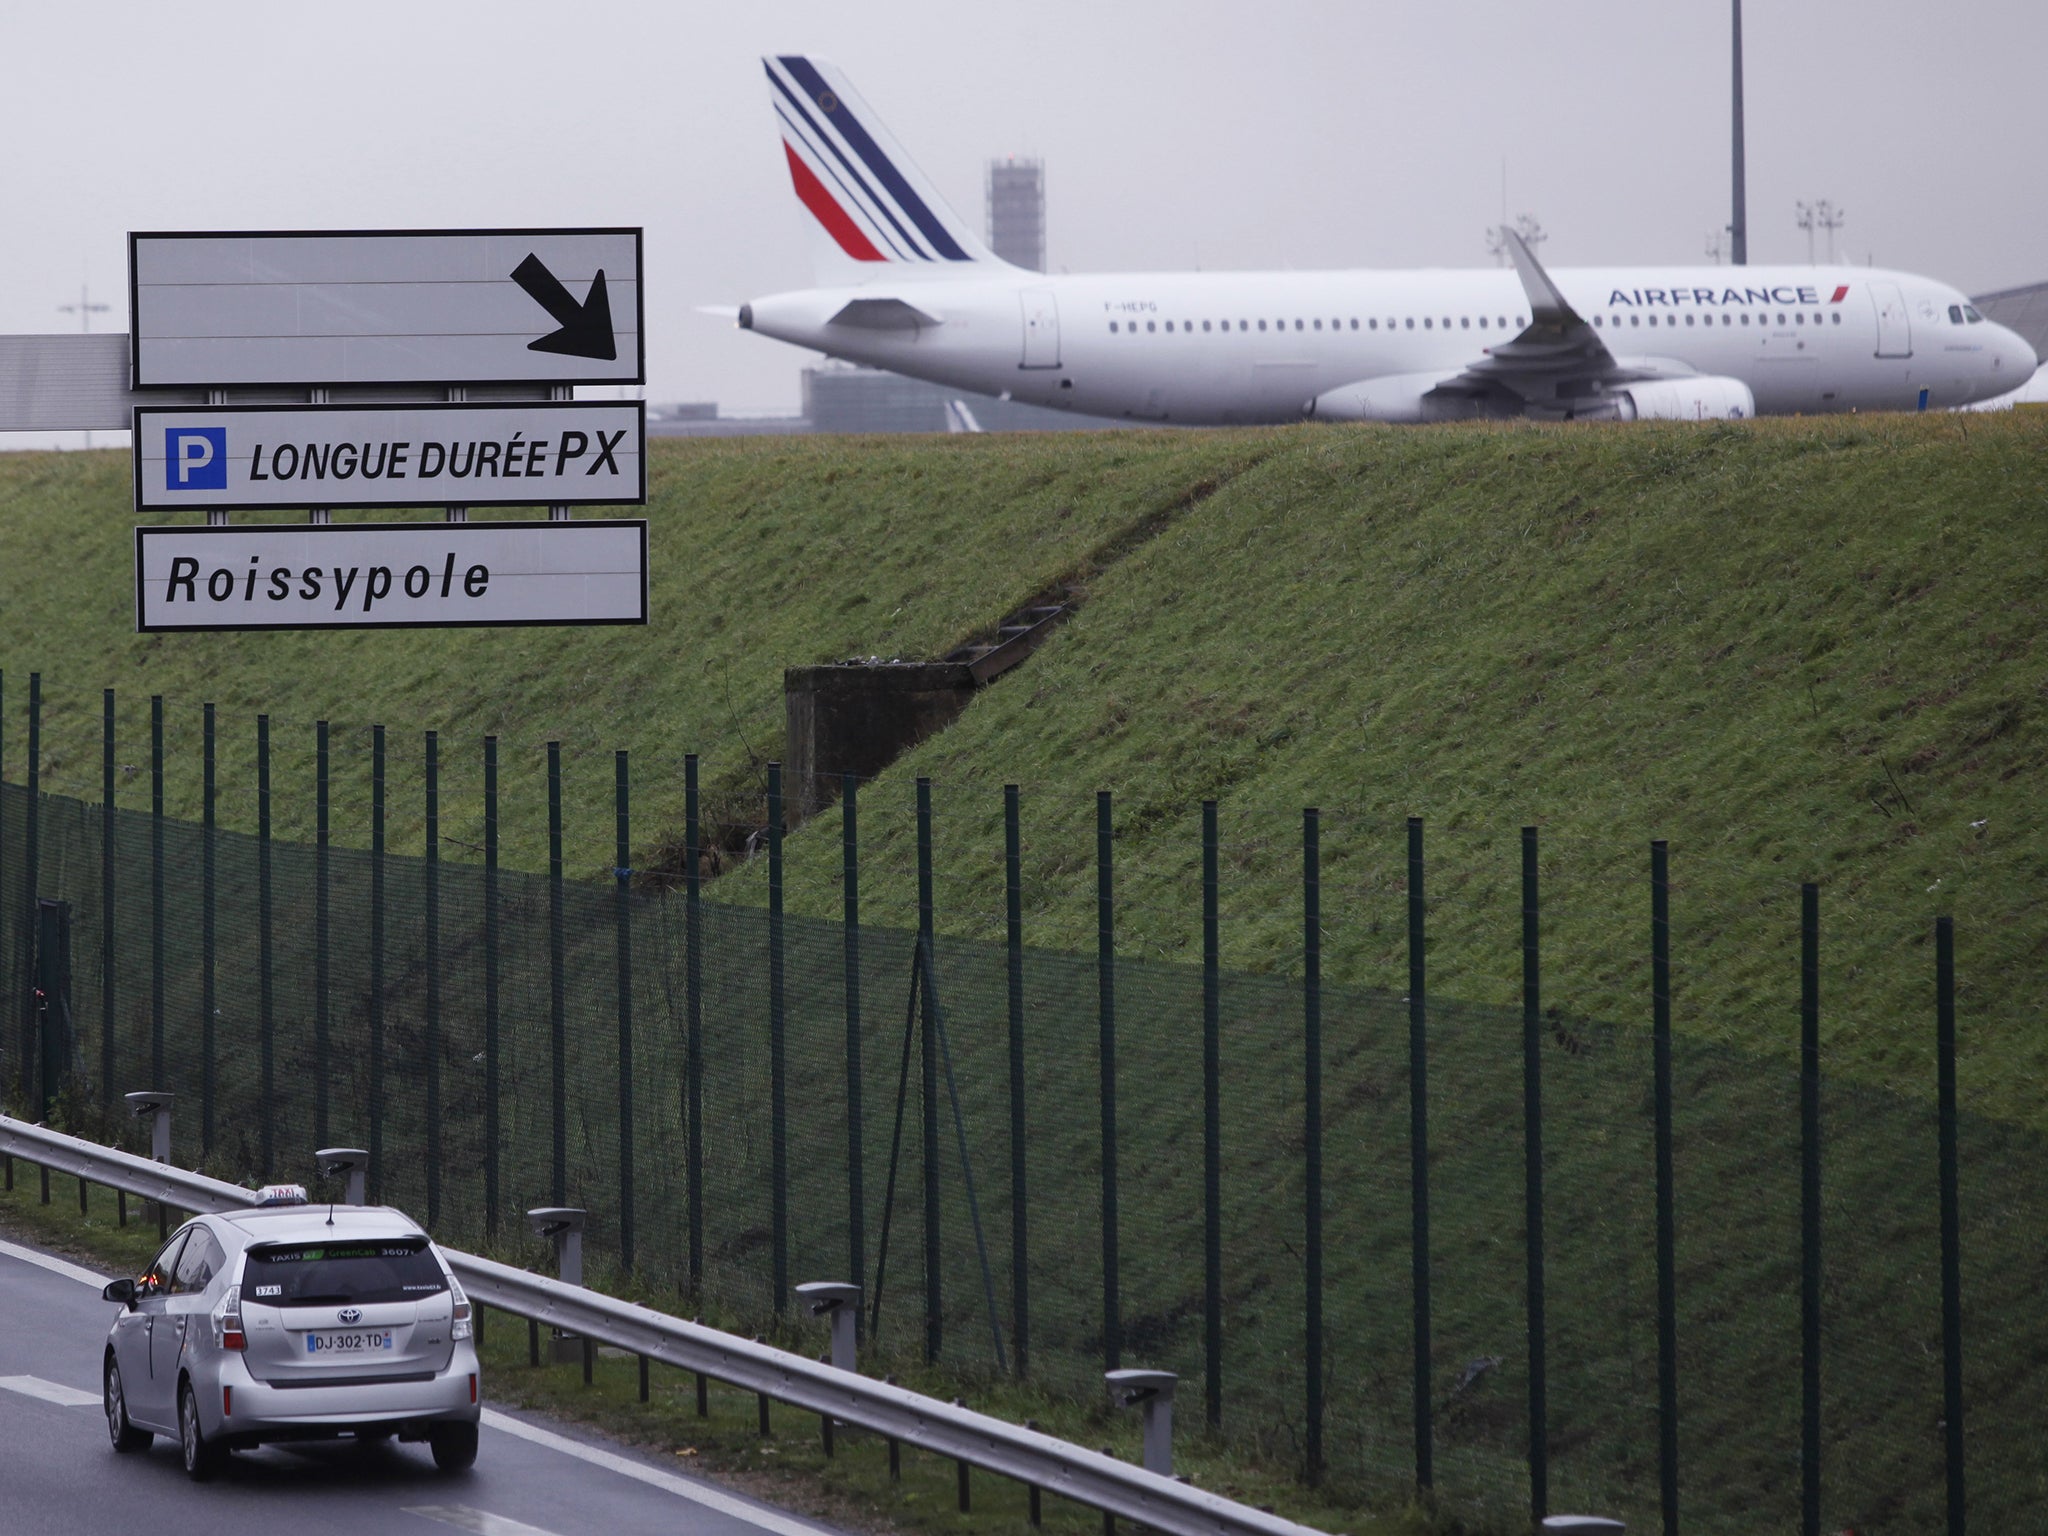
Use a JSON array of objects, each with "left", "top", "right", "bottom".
[
  {"left": 0, "top": 1177, "right": 1424, "bottom": 1536},
  {"left": 2, "top": 418, "right": 2043, "bottom": 1120}
]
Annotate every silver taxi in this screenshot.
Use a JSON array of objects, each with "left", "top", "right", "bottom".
[{"left": 100, "top": 1186, "right": 481, "bottom": 1478}]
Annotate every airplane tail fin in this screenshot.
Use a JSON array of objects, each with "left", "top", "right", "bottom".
[{"left": 764, "top": 54, "right": 1010, "bottom": 284}]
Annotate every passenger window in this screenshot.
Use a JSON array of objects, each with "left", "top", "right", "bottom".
[
  {"left": 141, "top": 1232, "right": 189, "bottom": 1297},
  {"left": 1257, "top": 319, "right": 1266, "bottom": 331},
  {"left": 1459, "top": 317, "right": 1469, "bottom": 329},
  {"left": 1795, "top": 312, "right": 1805, "bottom": 325},
  {"left": 1349, "top": 318, "right": 1359, "bottom": 330},
  {"left": 1631, "top": 315, "right": 1641, "bottom": 327},
  {"left": 1480, "top": 317, "right": 1490, "bottom": 329},
  {"left": 1405, "top": 318, "right": 1414, "bottom": 329},
  {"left": 1164, "top": 321, "right": 1174, "bottom": 333},
  {"left": 1778, "top": 313, "right": 1787, "bottom": 326},
  {"left": 1108, "top": 321, "right": 1118, "bottom": 334},
  {"left": 1312, "top": 319, "right": 1322, "bottom": 330},
  {"left": 1424, "top": 317, "right": 1433, "bottom": 329},
  {"left": 173, "top": 1229, "right": 226, "bottom": 1295},
  {"left": 1831, "top": 313, "right": 1841, "bottom": 325},
  {"left": 1685, "top": 315, "right": 1695, "bottom": 326},
  {"left": 1500, "top": 317, "right": 1511, "bottom": 329},
  {"left": 1294, "top": 319, "right": 1304, "bottom": 331}
]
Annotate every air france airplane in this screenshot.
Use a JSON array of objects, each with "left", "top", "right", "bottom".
[{"left": 736, "top": 55, "right": 2037, "bottom": 425}]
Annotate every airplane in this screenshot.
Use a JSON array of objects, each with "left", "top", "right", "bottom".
[{"left": 735, "top": 55, "right": 2038, "bottom": 425}]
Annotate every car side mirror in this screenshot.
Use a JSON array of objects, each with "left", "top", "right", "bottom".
[{"left": 102, "top": 1278, "right": 138, "bottom": 1309}]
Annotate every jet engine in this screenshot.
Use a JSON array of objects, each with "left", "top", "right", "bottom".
[{"left": 1606, "top": 377, "right": 1755, "bottom": 421}]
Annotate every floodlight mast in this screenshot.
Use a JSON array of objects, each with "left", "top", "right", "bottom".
[{"left": 1731, "top": 0, "right": 1748, "bottom": 266}]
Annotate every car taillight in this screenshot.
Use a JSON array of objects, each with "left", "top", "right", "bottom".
[
  {"left": 450, "top": 1278, "right": 473, "bottom": 1341},
  {"left": 216, "top": 1285, "right": 246, "bottom": 1351}
]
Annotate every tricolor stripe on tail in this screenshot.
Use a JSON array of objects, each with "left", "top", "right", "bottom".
[{"left": 765, "top": 54, "right": 1002, "bottom": 275}]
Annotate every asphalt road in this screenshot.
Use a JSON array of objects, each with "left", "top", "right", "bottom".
[{"left": 0, "top": 1236, "right": 854, "bottom": 1536}]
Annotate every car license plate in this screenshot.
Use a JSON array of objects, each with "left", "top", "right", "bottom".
[{"left": 306, "top": 1329, "right": 394, "bottom": 1354}]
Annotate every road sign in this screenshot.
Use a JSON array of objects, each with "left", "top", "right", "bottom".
[
  {"left": 132, "top": 401, "right": 645, "bottom": 512},
  {"left": 135, "top": 521, "right": 647, "bottom": 631},
  {"left": 129, "top": 228, "right": 644, "bottom": 387}
]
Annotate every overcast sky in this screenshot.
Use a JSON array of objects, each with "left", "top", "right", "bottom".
[{"left": 4, "top": 0, "right": 2043, "bottom": 445}]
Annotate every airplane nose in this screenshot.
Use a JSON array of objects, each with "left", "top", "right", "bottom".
[{"left": 2011, "top": 328, "right": 2040, "bottom": 381}]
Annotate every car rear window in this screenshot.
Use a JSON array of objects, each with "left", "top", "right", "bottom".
[{"left": 243, "top": 1237, "right": 447, "bottom": 1306}]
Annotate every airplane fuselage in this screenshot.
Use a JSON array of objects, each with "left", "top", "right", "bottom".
[{"left": 743, "top": 264, "right": 2035, "bottom": 424}]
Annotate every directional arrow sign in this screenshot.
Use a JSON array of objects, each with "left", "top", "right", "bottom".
[
  {"left": 130, "top": 229, "right": 643, "bottom": 387},
  {"left": 513, "top": 254, "right": 617, "bottom": 361}
]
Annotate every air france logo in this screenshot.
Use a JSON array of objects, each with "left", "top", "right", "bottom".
[{"left": 166, "top": 427, "right": 228, "bottom": 491}]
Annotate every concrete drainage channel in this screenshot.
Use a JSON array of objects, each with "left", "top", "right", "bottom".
[
  {"left": 781, "top": 466, "right": 1251, "bottom": 830},
  {"left": 783, "top": 583, "right": 1075, "bottom": 819}
]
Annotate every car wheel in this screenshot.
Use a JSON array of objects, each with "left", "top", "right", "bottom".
[
  {"left": 104, "top": 1356, "right": 151, "bottom": 1453},
  {"left": 179, "top": 1382, "right": 225, "bottom": 1481},
  {"left": 428, "top": 1419, "right": 479, "bottom": 1472}
]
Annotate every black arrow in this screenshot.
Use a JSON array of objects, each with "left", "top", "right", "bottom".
[{"left": 511, "top": 252, "right": 618, "bottom": 361}]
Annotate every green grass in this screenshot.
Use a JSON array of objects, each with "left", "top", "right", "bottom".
[
  {"left": 4, "top": 419, "right": 2044, "bottom": 1120},
  {"left": 3, "top": 415, "right": 2046, "bottom": 1533}
]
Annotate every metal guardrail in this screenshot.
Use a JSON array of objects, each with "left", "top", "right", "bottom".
[{"left": 0, "top": 1114, "right": 1331, "bottom": 1536}]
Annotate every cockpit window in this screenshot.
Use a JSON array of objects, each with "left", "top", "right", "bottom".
[
  {"left": 1949, "top": 305, "right": 1965, "bottom": 324},
  {"left": 1963, "top": 306, "right": 1984, "bottom": 324}
]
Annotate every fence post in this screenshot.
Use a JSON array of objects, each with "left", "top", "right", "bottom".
[
  {"left": 1652, "top": 839, "right": 1678, "bottom": 1536},
  {"left": 23, "top": 677, "right": 40, "bottom": 1104},
  {"left": 1522, "top": 826, "right": 1548, "bottom": 1522},
  {"left": 149, "top": 693, "right": 162, "bottom": 1096},
  {"left": 1303, "top": 807, "right": 1323, "bottom": 1485},
  {"left": 483, "top": 735, "right": 499, "bottom": 1236},
  {"left": 315, "top": 721, "right": 330, "bottom": 1149},
  {"left": 369, "top": 725, "right": 386, "bottom": 1202},
  {"left": 1407, "top": 817, "right": 1433, "bottom": 1491},
  {"left": 684, "top": 752, "right": 703, "bottom": 1289},
  {"left": 548, "top": 741, "right": 565, "bottom": 1207},
  {"left": 769, "top": 760, "right": 787, "bottom": 1312},
  {"left": 203, "top": 703, "right": 216, "bottom": 1156},
  {"left": 1935, "top": 915, "right": 1964, "bottom": 1536},
  {"left": 844, "top": 771, "right": 865, "bottom": 1338},
  {"left": 1800, "top": 882, "right": 1822, "bottom": 1536},
  {"left": 99, "top": 691, "right": 116, "bottom": 1110},
  {"left": 1098, "top": 788, "right": 1121, "bottom": 1374},
  {"left": 615, "top": 748, "right": 634, "bottom": 1272},
  {"left": 1202, "top": 799, "right": 1221, "bottom": 1431},
  {"left": 258, "top": 714, "right": 274, "bottom": 1178},
  {"left": 917, "top": 776, "right": 941, "bottom": 1363},
  {"left": 424, "top": 730, "right": 441, "bottom": 1227},
  {"left": 1005, "top": 783, "right": 1028, "bottom": 1378}
]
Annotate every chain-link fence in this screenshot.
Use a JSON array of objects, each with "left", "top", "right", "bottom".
[{"left": 3, "top": 692, "right": 2040, "bottom": 1535}]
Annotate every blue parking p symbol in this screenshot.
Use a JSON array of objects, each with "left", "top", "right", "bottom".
[{"left": 167, "top": 427, "right": 228, "bottom": 491}]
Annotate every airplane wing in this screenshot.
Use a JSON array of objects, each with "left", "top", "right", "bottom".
[{"left": 1425, "top": 229, "right": 1672, "bottom": 418}]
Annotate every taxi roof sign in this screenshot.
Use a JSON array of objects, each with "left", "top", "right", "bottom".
[{"left": 253, "top": 1183, "right": 309, "bottom": 1207}]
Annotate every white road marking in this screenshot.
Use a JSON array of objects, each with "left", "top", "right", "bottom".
[
  {"left": 480, "top": 1409, "right": 838, "bottom": 1536},
  {"left": 403, "top": 1507, "right": 564, "bottom": 1536},
  {"left": 0, "top": 1374, "right": 102, "bottom": 1407},
  {"left": 0, "top": 1236, "right": 112, "bottom": 1288},
  {"left": 2, "top": 1231, "right": 839, "bottom": 1536}
]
